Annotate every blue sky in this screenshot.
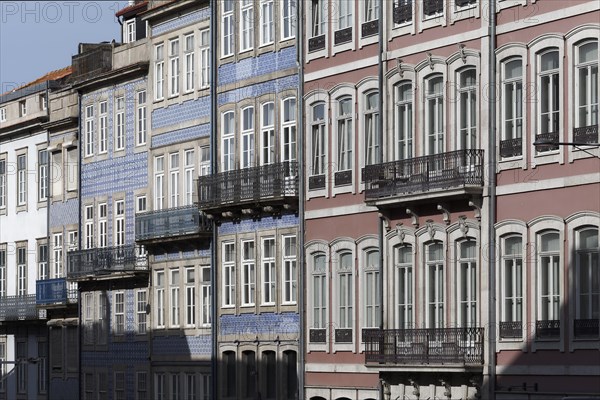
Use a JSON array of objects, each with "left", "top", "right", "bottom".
[{"left": 0, "top": 1, "right": 128, "bottom": 92}]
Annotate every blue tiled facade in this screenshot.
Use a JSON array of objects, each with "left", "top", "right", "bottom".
[
  {"left": 151, "top": 97, "right": 210, "bottom": 130},
  {"left": 151, "top": 8, "right": 210, "bottom": 36},
  {"left": 220, "top": 312, "right": 300, "bottom": 338},
  {"left": 49, "top": 197, "right": 79, "bottom": 228},
  {"left": 152, "top": 334, "right": 212, "bottom": 356},
  {"left": 219, "top": 214, "right": 298, "bottom": 235},
  {"left": 151, "top": 123, "right": 210, "bottom": 148},
  {"left": 217, "top": 47, "right": 297, "bottom": 86},
  {"left": 218, "top": 74, "right": 299, "bottom": 106}
]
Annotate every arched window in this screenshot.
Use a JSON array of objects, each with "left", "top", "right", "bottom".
[
  {"left": 500, "top": 235, "right": 523, "bottom": 339},
  {"left": 500, "top": 58, "right": 523, "bottom": 158},
  {"left": 364, "top": 91, "right": 380, "bottom": 166},
  {"left": 425, "top": 75, "right": 444, "bottom": 155},
  {"left": 395, "top": 82, "right": 413, "bottom": 160},
  {"left": 457, "top": 240, "right": 477, "bottom": 327},
  {"left": 537, "top": 231, "right": 560, "bottom": 337},
  {"left": 395, "top": 245, "right": 413, "bottom": 329},
  {"left": 574, "top": 40, "right": 598, "bottom": 134},
  {"left": 575, "top": 227, "right": 599, "bottom": 338},
  {"left": 363, "top": 249, "right": 380, "bottom": 329},
  {"left": 337, "top": 97, "right": 353, "bottom": 173},
  {"left": 310, "top": 102, "right": 327, "bottom": 190},
  {"left": 457, "top": 68, "right": 477, "bottom": 150},
  {"left": 336, "top": 251, "right": 353, "bottom": 342},
  {"left": 261, "top": 350, "right": 276, "bottom": 399},
  {"left": 426, "top": 241, "right": 444, "bottom": 328},
  {"left": 261, "top": 102, "right": 275, "bottom": 165},
  {"left": 537, "top": 49, "right": 560, "bottom": 151}
]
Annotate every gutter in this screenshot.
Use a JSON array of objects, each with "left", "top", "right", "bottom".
[{"left": 297, "top": 0, "right": 305, "bottom": 398}]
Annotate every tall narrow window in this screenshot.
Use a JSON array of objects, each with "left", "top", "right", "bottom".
[
  {"left": 395, "top": 245, "right": 413, "bottom": 329},
  {"left": 17, "top": 341, "right": 27, "bottom": 393},
  {"left": 426, "top": 242, "right": 444, "bottom": 328},
  {"left": 261, "top": 238, "right": 276, "bottom": 305},
  {"left": 155, "top": 156, "right": 165, "bottom": 210},
  {"left": 458, "top": 240, "right": 477, "bottom": 327},
  {"left": 115, "top": 371, "right": 125, "bottom": 400},
  {"left": 19, "top": 100, "right": 26, "bottom": 117},
  {"left": 364, "top": 92, "right": 380, "bottom": 166},
  {"left": 395, "top": 82, "right": 413, "bottom": 160},
  {"left": 186, "top": 373, "right": 196, "bottom": 400},
  {"left": 538, "top": 50, "right": 560, "bottom": 149},
  {"left": 240, "top": 0, "right": 254, "bottom": 52},
  {"left": 310, "top": 102, "right": 326, "bottom": 181},
  {"left": 312, "top": 253, "right": 327, "bottom": 336},
  {"left": 337, "top": 252, "right": 353, "bottom": 341},
  {"left": 169, "top": 38, "right": 180, "bottom": 96},
  {"left": 136, "top": 290, "right": 147, "bottom": 334},
  {"left": 260, "top": 0, "right": 274, "bottom": 45},
  {"left": 282, "top": 98, "right": 297, "bottom": 178},
  {"left": 155, "top": 373, "right": 166, "bottom": 400},
  {"left": 170, "top": 269, "right": 180, "bottom": 327},
  {"left": 223, "top": 242, "right": 235, "bottom": 307},
  {"left": 50, "top": 151, "right": 62, "bottom": 198},
  {"left": 98, "top": 203, "right": 107, "bottom": 248},
  {"left": 261, "top": 103, "right": 275, "bottom": 165},
  {"left": 310, "top": 0, "right": 326, "bottom": 40},
  {"left": 169, "top": 152, "right": 180, "bottom": 208},
  {"left": 283, "top": 350, "right": 297, "bottom": 400},
  {"left": 115, "top": 200, "right": 125, "bottom": 247},
  {"left": 115, "top": 96, "right": 125, "bottom": 151},
  {"left": 137, "top": 372, "right": 148, "bottom": 400},
  {"left": 575, "top": 40, "right": 599, "bottom": 131},
  {"left": 37, "top": 341, "right": 47, "bottom": 395},
  {"left": 136, "top": 91, "right": 147, "bottom": 146},
  {"left": 85, "top": 105, "right": 94, "bottom": 157},
  {"left": 0, "top": 159, "right": 5, "bottom": 209},
  {"left": 17, "top": 154, "right": 27, "bottom": 206},
  {"left": 336, "top": 97, "right": 353, "bottom": 176},
  {"left": 261, "top": 351, "right": 276, "bottom": 398},
  {"left": 575, "top": 227, "right": 599, "bottom": 337},
  {"left": 242, "top": 351, "right": 256, "bottom": 398},
  {"left": 155, "top": 44, "right": 165, "bottom": 100},
  {"left": 52, "top": 233, "right": 62, "bottom": 279},
  {"left": 126, "top": 20, "right": 135, "bottom": 43},
  {"left": 221, "top": 0, "right": 234, "bottom": 57},
  {"left": 538, "top": 232, "right": 560, "bottom": 325},
  {"left": 156, "top": 271, "right": 165, "bottom": 328},
  {"left": 426, "top": 75, "right": 444, "bottom": 155},
  {"left": 184, "top": 34, "right": 194, "bottom": 92},
  {"left": 501, "top": 59, "right": 523, "bottom": 157},
  {"left": 0, "top": 246, "right": 5, "bottom": 298},
  {"left": 337, "top": 0, "right": 353, "bottom": 30},
  {"left": 241, "top": 240, "right": 256, "bottom": 306},
  {"left": 501, "top": 235, "right": 523, "bottom": 338},
  {"left": 38, "top": 243, "right": 48, "bottom": 280},
  {"left": 184, "top": 149, "right": 194, "bottom": 206},
  {"left": 114, "top": 292, "right": 125, "bottom": 335},
  {"left": 17, "top": 246, "right": 27, "bottom": 296},
  {"left": 283, "top": 235, "right": 297, "bottom": 304},
  {"left": 201, "top": 266, "right": 211, "bottom": 326},
  {"left": 200, "top": 146, "right": 211, "bottom": 176},
  {"left": 241, "top": 107, "right": 255, "bottom": 169},
  {"left": 458, "top": 68, "right": 477, "bottom": 150},
  {"left": 38, "top": 149, "right": 48, "bottom": 201},
  {"left": 84, "top": 205, "right": 94, "bottom": 250},
  {"left": 171, "top": 373, "right": 181, "bottom": 400},
  {"left": 99, "top": 101, "right": 108, "bottom": 153},
  {"left": 0, "top": 107, "right": 5, "bottom": 122},
  {"left": 222, "top": 111, "right": 235, "bottom": 171},
  {"left": 66, "top": 148, "right": 77, "bottom": 192},
  {"left": 185, "top": 267, "right": 196, "bottom": 327},
  {"left": 199, "top": 29, "right": 210, "bottom": 88},
  {"left": 281, "top": 0, "right": 296, "bottom": 40},
  {"left": 364, "top": 0, "right": 379, "bottom": 22},
  {"left": 363, "top": 249, "right": 380, "bottom": 329},
  {"left": 223, "top": 351, "right": 236, "bottom": 398}
]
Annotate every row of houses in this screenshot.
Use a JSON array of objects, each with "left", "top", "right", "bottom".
[{"left": 0, "top": 0, "right": 598, "bottom": 399}]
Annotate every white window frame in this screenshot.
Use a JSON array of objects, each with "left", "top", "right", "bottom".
[
  {"left": 155, "top": 271, "right": 166, "bottom": 329},
  {"left": 84, "top": 204, "right": 94, "bottom": 250},
  {"left": 114, "top": 291, "right": 125, "bottom": 335},
  {"left": 0, "top": 108, "right": 5, "bottom": 122},
  {"left": 169, "top": 152, "right": 180, "bottom": 208},
  {"left": 221, "top": 0, "right": 234, "bottom": 58},
  {"left": 222, "top": 242, "right": 235, "bottom": 308},
  {"left": 281, "top": 97, "right": 297, "bottom": 174},
  {"left": 0, "top": 158, "right": 5, "bottom": 209},
  {"left": 99, "top": 101, "right": 108, "bottom": 153},
  {"left": 332, "top": 92, "right": 354, "bottom": 195},
  {"left": 154, "top": 155, "right": 165, "bottom": 210},
  {"left": 183, "top": 34, "right": 195, "bottom": 93},
  {"left": 168, "top": 38, "right": 180, "bottom": 97},
  {"left": 52, "top": 233, "right": 63, "bottom": 279},
  {"left": 85, "top": 105, "right": 94, "bottom": 157},
  {"left": 241, "top": 106, "right": 255, "bottom": 169},
  {"left": 500, "top": 57, "right": 524, "bottom": 159},
  {"left": 17, "top": 246, "right": 27, "bottom": 296},
  {"left": 357, "top": 235, "right": 380, "bottom": 350},
  {"left": 114, "top": 200, "right": 125, "bottom": 247},
  {"left": 240, "top": 0, "right": 254, "bottom": 52},
  {"left": 184, "top": 149, "right": 195, "bottom": 206},
  {"left": 126, "top": 19, "right": 136, "bottom": 43},
  {"left": 241, "top": 240, "right": 256, "bottom": 307},
  {"left": 281, "top": 0, "right": 296, "bottom": 41},
  {"left": 425, "top": 241, "right": 444, "bottom": 328},
  {"left": 334, "top": 248, "right": 354, "bottom": 348},
  {"left": 260, "top": 0, "right": 274, "bottom": 46},
  {"left": 185, "top": 267, "right": 196, "bottom": 328},
  {"left": 457, "top": 239, "right": 477, "bottom": 327},
  {"left": 199, "top": 29, "right": 210, "bottom": 89},
  {"left": 136, "top": 289, "right": 147, "bottom": 335},
  {"left": 456, "top": 67, "right": 477, "bottom": 150},
  {"left": 537, "top": 231, "right": 561, "bottom": 326},
  {"left": 38, "top": 242, "right": 48, "bottom": 280},
  {"left": 115, "top": 96, "right": 125, "bottom": 151},
  {"left": 38, "top": 149, "right": 48, "bottom": 202},
  {"left": 98, "top": 203, "right": 107, "bottom": 248},
  {"left": 261, "top": 237, "right": 276, "bottom": 305},
  {"left": 307, "top": 0, "right": 328, "bottom": 61},
  {"left": 17, "top": 153, "right": 27, "bottom": 206},
  {"left": 170, "top": 268, "right": 180, "bottom": 328},
  {"left": 221, "top": 111, "right": 235, "bottom": 171},
  {"left": 282, "top": 235, "right": 297, "bottom": 305},
  {"left": 425, "top": 74, "right": 444, "bottom": 156},
  {"left": 394, "top": 80, "right": 414, "bottom": 161},
  {"left": 201, "top": 266, "right": 211, "bottom": 327},
  {"left": 155, "top": 44, "right": 165, "bottom": 100},
  {"left": 260, "top": 102, "right": 275, "bottom": 165},
  {"left": 136, "top": 91, "right": 147, "bottom": 146},
  {"left": 308, "top": 100, "right": 327, "bottom": 192}
]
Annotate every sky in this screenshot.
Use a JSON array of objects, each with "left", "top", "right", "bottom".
[{"left": 0, "top": 1, "right": 129, "bottom": 92}]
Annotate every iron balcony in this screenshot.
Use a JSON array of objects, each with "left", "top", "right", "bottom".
[
  {"left": 135, "top": 204, "right": 212, "bottom": 244},
  {"left": 36, "top": 278, "right": 78, "bottom": 307},
  {"left": 363, "top": 149, "right": 484, "bottom": 206},
  {"left": 0, "top": 294, "right": 39, "bottom": 321},
  {"left": 67, "top": 244, "right": 148, "bottom": 281},
  {"left": 198, "top": 161, "right": 299, "bottom": 216},
  {"left": 364, "top": 327, "right": 484, "bottom": 366}
]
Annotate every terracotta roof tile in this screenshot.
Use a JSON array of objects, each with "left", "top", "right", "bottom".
[
  {"left": 2, "top": 66, "right": 72, "bottom": 96},
  {"left": 115, "top": 1, "right": 148, "bottom": 17}
]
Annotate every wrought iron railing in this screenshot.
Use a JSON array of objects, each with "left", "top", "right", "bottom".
[
  {"left": 135, "top": 205, "right": 212, "bottom": 242},
  {"left": 535, "top": 132, "right": 559, "bottom": 151},
  {"left": 198, "top": 161, "right": 298, "bottom": 210},
  {"left": 334, "top": 27, "right": 352, "bottom": 45},
  {"left": 67, "top": 244, "right": 148, "bottom": 279},
  {"left": 0, "top": 295, "right": 39, "bottom": 321},
  {"left": 308, "top": 34, "right": 326, "bottom": 53},
  {"left": 536, "top": 319, "right": 560, "bottom": 339},
  {"left": 361, "top": 19, "right": 378, "bottom": 37},
  {"left": 364, "top": 327, "right": 484, "bottom": 365},
  {"left": 36, "top": 278, "right": 78, "bottom": 306},
  {"left": 363, "top": 149, "right": 484, "bottom": 201},
  {"left": 456, "top": 0, "right": 476, "bottom": 6},
  {"left": 499, "top": 321, "right": 523, "bottom": 339},
  {"left": 500, "top": 138, "right": 523, "bottom": 158},
  {"left": 423, "top": 0, "right": 443, "bottom": 16},
  {"left": 310, "top": 329, "right": 326, "bottom": 343},
  {"left": 308, "top": 174, "right": 325, "bottom": 190},
  {"left": 393, "top": 2, "right": 412, "bottom": 24},
  {"left": 573, "top": 124, "right": 599, "bottom": 144},
  {"left": 335, "top": 328, "right": 353, "bottom": 343},
  {"left": 574, "top": 319, "right": 599, "bottom": 338},
  {"left": 334, "top": 170, "right": 352, "bottom": 186}
]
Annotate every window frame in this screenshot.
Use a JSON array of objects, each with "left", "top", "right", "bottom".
[
  {"left": 155, "top": 43, "right": 165, "bottom": 101},
  {"left": 168, "top": 38, "right": 180, "bottom": 97},
  {"left": 136, "top": 90, "right": 147, "bottom": 146},
  {"left": 221, "top": 0, "right": 234, "bottom": 58},
  {"left": 282, "top": 235, "right": 297, "bottom": 305},
  {"left": 114, "top": 96, "right": 126, "bottom": 151}
]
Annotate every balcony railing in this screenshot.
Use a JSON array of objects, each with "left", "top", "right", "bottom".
[
  {"left": 536, "top": 319, "right": 560, "bottom": 339},
  {"left": 36, "top": 278, "right": 78, "bottom": 306},
  {"left": 573, "top": 124, "right": 599, "bottom": 144},
  {"left": 423, "top": 0, "right": 443, "bottom": 16},
  {"left": 67, "top": 244, "right": 148, "bottom": 279},
  {"left": 308, "top": 34, "right": 326, "bottom": 53},
  {"left": 499, "top": 321, "right": 523, "bottom": 339},
  {"left": 363, "top": 149, "right": 484, "bottom": 203},
  {"left": 0, "top": 295, "right": 39, "bottom": 321},
  {"left": 393, "top": 2, "right": 412, "bottom": 24},
  {"left": 500, "top": 138, "right": 523, "bottom": 158},
  {"left": 135, "top": 205, "right": 212, "bottom": 243},
  {"left": 334, "top": 27, "right": 352, "bottom": 45},
  {"left": 535, "top": 132, "right": 559, "bottom": 151},
  {"left": 574, "top": 319, "right": 599, "bottom": 338},
  {"left": 361, "top": 19, "right": 378, "bottom": 37},
  {"left": 198, "top": 162, "right": 298, "bottom": 213},
  {"left": 364, "top": 327, "right": 484, "bottom": 365}
]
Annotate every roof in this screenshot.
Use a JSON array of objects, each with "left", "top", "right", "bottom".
[
  {"left": 115, "top": 1, "right": 148, "bottom": 17},
  {"left": 2, "top": 66, "right": 72, "bottom": 97}
]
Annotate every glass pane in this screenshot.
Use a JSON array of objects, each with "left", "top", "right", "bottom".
[
  {"left": 505, "top": 59, "right": 522, "bottom": 79},
  {"left": 579, "top": 41, "right": 598, "bottom": 64},
  {"left": 541, "top": 51, "right": 559, "bottom": 71},
  {"left": 579, "top": 229, "right": 598, "bottom": 250},
  {"left": 541, "top": 232, "right": 559, "bottom": 252}
]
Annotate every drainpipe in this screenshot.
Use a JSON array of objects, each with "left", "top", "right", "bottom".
[
  {"left": 76, "top": 88, "right": 83, "bottom": 400},
  {"left": 297, "top": 0, "right": 305, "bottom": 399},
  {"left": 488, "top": 1, "right": 497, "bottom": 399},
  {"left": 209, "top": 1, "right": 218, "bottom": 398},
  {"left": 377, "top": 0, "right": 385, "bottom": 338}
]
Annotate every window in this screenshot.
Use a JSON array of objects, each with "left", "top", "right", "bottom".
[
  {"left": 310, "top": 102, "right": 326, "bottom": 180},
  {"left": 137, "top": 195, "right": 147, "bottom": 214},
  {"left": 50, "top": 151, "right": 62, "bottom": 198},
  {"left": 426, "top": 75, "right": 444, "bottom": 155},
  {"left": 126, "top": 20, "right": 135, "bottom": 43},
  {"left": 260, "top": 0, "right": 274, "bottom": 45},
  {"left": 199, "top": 29, "right": 210, "bottom": 88},
  {"left": 240, "top": 0, "right": 254, "bottom": 52},
  {"left": 241, "top": 107, "right": 255, "bottom": 169},
  {"left": 66, "top": 148, "right": 77, "bottom": 192},
  {"left": 17, "top": 245, "right": 27, "bottom": 296},
  {"left": 364, "top": 0, "right": 379, "bottom": 22},
  {"left": 137, "top": 91, "right": 147, "bottom": 146},
  {"left": 395, "top": 82, "right": 413, "bottom": 160},
  {"left": 156, "top": 271, "right": 165, "bottom": 328},
  {"left": 184, "top": 149, "right": 195, "bottom": 206},
  {"left": 283, "top": 235, "right": 297, "bottom": 304},
  {"left": 17, "top": 153, "right": 27, "bottom": 205},
  {"left": 310, "top": 0, "right": 326, "bottom": 39},
  {"left": 575, "top": 40, "right": 598, "bottom": 130},
  {"left": 337, "top": 252, "right": 353, "bottom": 333},
  {"left": 169, "top": 152, "right": 180, "bottom": 208},
  {"left": 114, "top": 291, "right": 125, "bottom": 335},
  {"left": 538, "top": 232, "right": 560, "bottom": 323},
  {"left": 19, "top": 100, "right": 26, "bottom": 117},
  {"left": 501, "top": 59, "right": 523, "bottom": 156},
  {"left": 0, "top": 340, "right": 5, "bottom": 393},
  {"left": 282, "top": 98, "right": 297, "bottom": 167},
  {"left": 0, "top": 107, "right": 5, "bottom": 122},
  {"left": 115, "top": 96, "right": 125, "bottom": 151},
  {"left": 170, "top": 269, "right": 180, "bottom": 327},
  {"left": 99, "top": 101, "right": 108, "bottom": 153},
  {"left": 537, "top": 49, "right": 560, "bottom": 148},
  {"left": 457, "top": 68, "right": 477, "bottom": 150},
  {"left": 155, "top": 44, "right": 165, "bottom": 100},
  {"left": 98, "top": 203, "right": 107, "bottom": 248},
  {"left": 155, "top": 373, "right": 166, "bottom": 400},
  {"left": 336, "top": 97, "right": 353, "bottom": 176},
  {"left": 169, "top": 39, "right": 180, "bottom": 96},
  {"left": 38, "top": 149, "right": 48, "bottom": 201},
  {"left": 242, "top": 240, "right": 255, "bottom": 306},
  {"left": 283, "top": 350, "right": 297, "bottom": 399},
  {"left": 201, "top": 374, "right": 210, "bottom": 400},
  {"left": 426, "top": 242, "right": 444, "bottom": 328},
  {"left": 337, "top": 0, "right": 353, "bottom": 30},
  {"left": 501, "top": 236, "right": 523, "bottom": 337},
  {"left": 312, "top": 253, "right": 327, "bottom": 332},
  {"left": 17, "top": 341, "right": 27, "bottom": 393},
  {"left": 201, "top": 266, "right": 211, "bottom": 326},
  {"left": 395, "top": 245, "right": 413, "bottom": 328},
  {"left": 84, "top": 372, "right": 94, "bottom": 399},
  {"left": 0, "top": 245, "right": 6, "bottom": 297},
  {"left": 85, "top": 106, "right": 94, "bottom": 157},
  {"left": 115, "top": 371, "right": 125, "bottom": 400},
  {"left": 39, "top": 94, "right": 47, "bottom": 111},
  {"left": 0, "top": 159, "right": 5, "bottom": 208},
  {"left": 261, "top": 351, "right": 276, "bottom": 398},
  {"left": 424, "top": 0, "right": 443, "bottom": 17},
  {"left": 171, "top": 373, "right": 181, "bottom": 400},
  {"left": 223, "top": 242, "right": 235, "bottom": 307},
  {"left": 52, "top": 233, "right": 62, "bottom": 278},
  {"left": 137, "top": 290, "right": 147, "bottom": 334},
  {"left": 185, "top": 267, "right": 196, "bottom": 327},
  {"left": 200, "top": 146, "right": 211, "bottom": 176},
  {"left": 222, "top": 111, "right": 235, "bottom": 171},
  {"left": 155, "top": 156, "right": 165, "bottom": 210},
  {"left": 37, "top": 341, "right": 47, "bottom": 395},
  {"left": 363, "top": 249, "right": 380, "bottom": 329},
  {"left": 242, "top": 350, "right": 256, "bottom": 398},
  {"left": 184, "top": 34, "right": 194, "bottom": 92},
  {"left": 575, "top": 228, "right": 599, "bottom": 326},
  {"left": 261, "top": 102, "right": 275, "bottom": 165},
  {"left": 186, "top": 373, "right": 196, "bottom": 400},
  {"left": 221, "top": 0, "right": 234, "bottom": 57},
  {"left": 115, "top": 200, "right": 125, "bottom": 246},
  {"left": 458, "top": 240, "right": 477, "bottom": 327},
  {"left": 262, "top": 238, "right": 276, "bottom": 305},
  {"left": 281, "top": 0, "right": 296, "bottom": 40},
  {"left": 84, "top": 205, "right": 94, "bottom": 250},
  {"left": 364, "top": 92, "right": 380, "bottom": 166},
  {"left": 137, "top": 371, "right": 148, "bottom": 400},
  {"left": 222, "top": 351, "right": 236, "bottom": 398}
]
